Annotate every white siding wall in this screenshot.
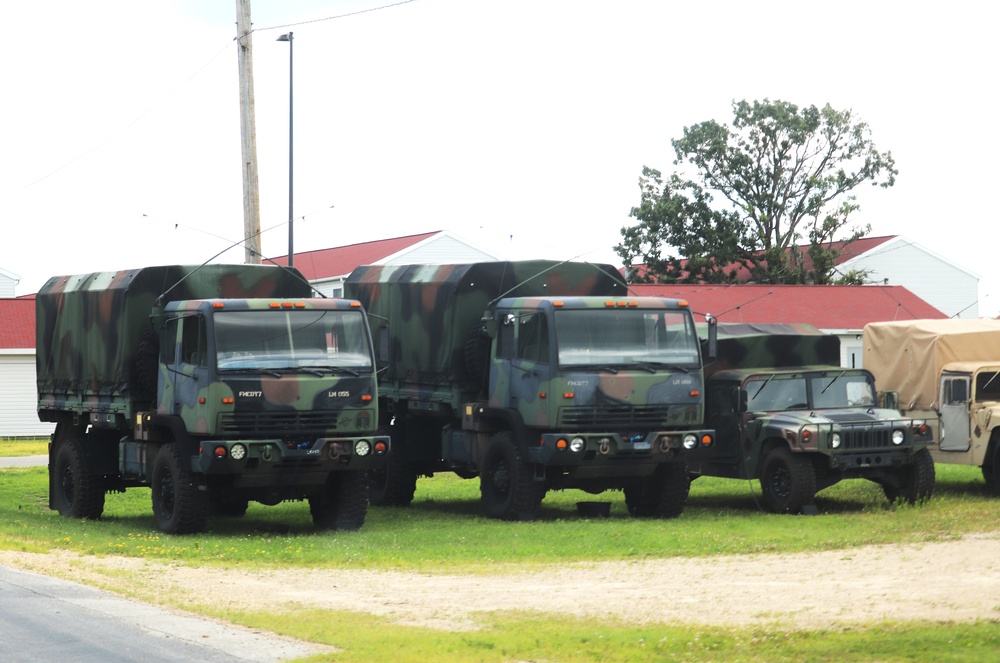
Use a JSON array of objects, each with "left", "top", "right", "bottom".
[
  {"left": 0, "top": 352, "right": 52, "bottom": 438},
  {"left": 0, "top": 275, "right": 15, "bottom": 298},
  {"left": 840, "top": 237, "right": 979, "bottom": 318}
]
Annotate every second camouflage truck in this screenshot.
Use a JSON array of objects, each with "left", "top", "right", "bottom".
[
  {"left": 344, "top": 260, "right": 715, "bottom": 521},
  {"left": 36, "top": 264, "right": 388, "bottom": 534},
  {"left": 685, "top": 323, "right": 934, "bottom": 513}
]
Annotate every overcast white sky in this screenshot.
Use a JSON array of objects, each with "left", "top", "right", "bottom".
[{"left": 2, "top": 1, "right": 997, "bottom": 316}]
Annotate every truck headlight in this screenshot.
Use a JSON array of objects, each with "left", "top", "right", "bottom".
[
  {"left": 830, "top": 433, "right": 841, "bottom": 449},
  {"left": 355, "top": 440, "right": 372, "bottom": 456},
  {"left": 569, "top": 437, "right": 586, "bottom": 453},
  {"left": 891, "top": 430, "right": 905, "bottom": 445},
  {"left": 230, "top": 443, "right": 247, "bottom": 460},
  {"left": 682, "top": 434, "right": 698, "bottom": 450}
]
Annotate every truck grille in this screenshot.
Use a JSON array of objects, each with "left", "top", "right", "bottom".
[
  {"left": 560, "top": 405, "right": 673, "bottom": 428},
  {"left": 219, "top": 412, "right": 340, "bottom": 437},
  {"left": 839, "top": 425, "right": 893, "bottom": 450}
]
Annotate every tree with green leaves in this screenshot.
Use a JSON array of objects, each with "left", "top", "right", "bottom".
[{"left": 617, "top": 99, "right": 897, "bottom": 285}]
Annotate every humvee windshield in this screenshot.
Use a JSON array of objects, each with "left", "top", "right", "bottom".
[
  {"left": 554, "top": 308, "right": 700, "bottom": 368},
  {"left": 214, "top": 309, "right": 373, "bottom": 371},
  {"left": 745, "top": 372, "right": 875, "bottom": 411}
]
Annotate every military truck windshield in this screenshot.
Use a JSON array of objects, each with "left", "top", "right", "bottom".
[
  {"left": 214, "top": 310, "right": 373, "bottom": 371},
  {"left": 555, "top": 309, "right": 700, "bottom": 368}
]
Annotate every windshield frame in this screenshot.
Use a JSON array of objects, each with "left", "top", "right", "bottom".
[{"left": 554, "top": 307, "right": 701, "bottom": 369}]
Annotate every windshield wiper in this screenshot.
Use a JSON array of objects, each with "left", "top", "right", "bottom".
[
  {"left": 220, "top": 367, "right": 283, "bottom": 378},
  {"left": 820, "top": 370, "right": 847, "bottom": 395},
  {"left": 564, "top": 363, "right": 619, "bottom": 374},
  {"left": 635, "top": 361, "right": 690, "bottom": 374}
]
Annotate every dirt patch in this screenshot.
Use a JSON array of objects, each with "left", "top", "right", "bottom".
[{"left": 3, "top": 533, "right": 999, "bottom": 631}]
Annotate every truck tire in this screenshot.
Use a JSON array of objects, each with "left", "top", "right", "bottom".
[
  {"left": 983, "top": 438, "right": 1000, "bottom": 494},
  {"left": 480, "top": 432, "right": 544, "bottom": 521},
  {"left": 151, "top": 443, "right": 208, "bottom": 534},
  {"left": 309, "top": 471, "right": 370, "bottom": 531},
  {"left": 883, "top": 447, "right": 935, "bottom": 505},
  {"left": 760, "top": 447, "right": 817, "bottom": 514},
  {"left": 368, "top": 426, "right": 417, "bottom": 506},
  {"left": 624, "top": 463, "right": 690, "bottom": 518},
  {"left": 52, "top": 437, "right": 105, "bottom": 520}
]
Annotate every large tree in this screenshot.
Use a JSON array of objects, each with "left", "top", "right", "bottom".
[{"left": 617, "top": 99, "right": 897, "bottom": 285}]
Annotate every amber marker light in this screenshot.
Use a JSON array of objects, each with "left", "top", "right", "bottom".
[
  {"left": 222, "top": 397, "right": 235, "bottom": 405},
  {"left": 361, "top": 394, "right": 372, "bottom": 402},
  {"left": 538, "top": 392, "right": 547, "bottom": 398},
  {"left": 689, "top": 390, "right": 700, "bottom": 397},
  {"left": 214, "top": 446, "right": 227, "bottom": 458},
  {"left": 555, "top": 438, "right": 568, "bottom": 450},
  {"left": 269, "top": 302, "right": 281, "bottom": 308},
  {"left": 563, "top": 392, "right": 575, "bottom": 399},
  {"left": 350, "top": 301, "right": 362, "bottom": 308},
  {"left": 701, "top": 434, "right": 713, "bottom": 446},
  {"left": 677, "top": 300, "right": 689, "bottom": 307},
  {"left": 198, "top": 397, "right": 206, "bottom": 404},
  {"left": 212, "top": 302, "right": 225, "bottom": 309}
]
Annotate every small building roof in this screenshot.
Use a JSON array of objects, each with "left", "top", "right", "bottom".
[
  {"left": 0, "top": 297, "right": 36, "bottom": 349},
  {"left": 629, "top": 283, "right": 947, "bottom": 330},
  {"left": 270, "top": 231, "right": 440, "bottom": 281}
]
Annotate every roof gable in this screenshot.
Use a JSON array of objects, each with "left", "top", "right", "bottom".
[
  {"left": 630, "top": 283, "right": 946, "bottom": 330},
  {"left": 270, "top": 231, "right": 441, "bottom": 281},
  {"left": 0, "top": 298, "right": 36, "bottom": 349}
]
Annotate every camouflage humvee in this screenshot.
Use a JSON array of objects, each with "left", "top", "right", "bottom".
[
  {"left": 345, "top": 260, "right": 716, "bottom": 521},
  {"left": 36, "top": 264, "right": 388, "bottom": 534},
  {"left": 686, "top": 323, "right": 934, "bottom": 513}
]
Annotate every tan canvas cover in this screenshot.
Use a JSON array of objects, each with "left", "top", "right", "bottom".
[{"left": 862, "top": 319, "right": 1000, "bottom": 409}]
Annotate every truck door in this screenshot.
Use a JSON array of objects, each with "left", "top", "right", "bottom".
[{"left": 939, "top": 374, "right": 971, "bottom": 452}]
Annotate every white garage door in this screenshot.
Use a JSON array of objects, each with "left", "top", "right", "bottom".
[{"left": 0, "top": 352, "right": 54, "bottom": 438}]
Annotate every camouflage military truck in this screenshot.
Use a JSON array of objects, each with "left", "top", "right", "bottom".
[
  {"left": 685, "top": 323, "right": 934, "bottom": 513},
  {"left": 864, "top": 319, "right": 1000, "bottom": 493},
  {"left": 344, "top": 260, "right": 716, "bottom": 521},
  {"left": 36, "top": 264, "right": 388, "bottom": 534}
]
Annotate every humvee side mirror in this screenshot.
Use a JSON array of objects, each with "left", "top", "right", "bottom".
[
  {"left": 881, "top": 390, "right": 898, "bottom": 410},
  {"left": 738, "top": 389, "right": 748, "bottom": 413}
]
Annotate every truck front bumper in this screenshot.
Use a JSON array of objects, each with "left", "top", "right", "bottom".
[
  {"left": 193, "top": 436, "right": 390, "bottom": 487},
  {"left": 526, "top": 429, "right": 713, "bottom": 478}
]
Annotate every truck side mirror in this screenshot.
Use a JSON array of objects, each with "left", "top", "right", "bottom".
[
  {"left": 705, "top": 315, "right": 718, "bottom": 361},
  {"left": 880, "top": 390, "right": 898, "bottom": 410},
  {"left": 738, "top": 389, "right": 748, "bottom": 413}
]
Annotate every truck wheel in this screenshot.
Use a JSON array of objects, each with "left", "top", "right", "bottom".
[
  {"left": 480, "top": 432, "right": 544, "bottom": 521},
  {"left": 310, "top": 472, "right": 370, "bottom": 531},
  {"left": 624, "top": 463, "right": 690, "bottom": 518},
  {"left": 982, "top": 439, "right": 1000, "bottom": 494},
  {"left": 760, "top": 447, "right": 817, "bottom": 514},
  {"left": 883, "top": 448, "right": 936, "bottom": 504},
  {"left": 52, "top": 437, "right": 105, "bottom": 520},
  {"left": 368, "top": 439, "right": 417, "bottom": 507},
  {"left": 151, "top": 443, "right": 208, "bottom": 534}
]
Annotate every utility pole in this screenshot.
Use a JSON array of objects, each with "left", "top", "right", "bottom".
[{"left": 236, "top": 0, "right": 262, "bottom": 264}]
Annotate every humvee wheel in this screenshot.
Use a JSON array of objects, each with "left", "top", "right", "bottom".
[
  {"left": 983, "top": 438, "right": 1000, "bottom": 494},
  {"left": 309, "top": 471, "right": 370, "bottom": 531},
  {"left": 52, "top": 436, "right": 105, "bottom": 520},
  {"left": 151, "top": 443, "right": 208, "bottom": 534},
  {"left": 883, "top": 447, "right": 935, "bottom": 504},
  {"left": 480, "top": 432, "right": 544, "bottom": 521},
  {"left": 624, "top": 463, "right": 690, "bottom": 518},
  {"left": 760, "top": 447, "right": 817, "bottom": 514}
]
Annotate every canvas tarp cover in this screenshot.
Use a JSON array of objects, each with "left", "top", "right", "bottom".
[
  {"left": 703, "top": 323, "right": 840, "bottom": 378},
  {"left": 862, "top": 319, "right": 1000, "bottom": 409}
]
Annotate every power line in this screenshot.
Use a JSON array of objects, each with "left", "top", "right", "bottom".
[{"left": 254, "top": 0, "right": 420, "bottom": 33}]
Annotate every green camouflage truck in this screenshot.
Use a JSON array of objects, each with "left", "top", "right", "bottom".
[
  {"left": 863, "top": 319, "right": 1000, "bottom": 492},
  {"left": 685, "top": 323, "right": 934, "bottom": 513},
  {"left": 36, "top": 264, "right": 388, "bottom": 534},
  {"left": 344, "top": 260, "right": 716, "bottom": 521}
]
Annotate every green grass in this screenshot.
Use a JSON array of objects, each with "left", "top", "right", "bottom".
[
  {"left": 1, "top": 458, "right": 997, "bottom": 662},
  {"left": 0, "top": 438, "right": 47, "bottom": 457}
]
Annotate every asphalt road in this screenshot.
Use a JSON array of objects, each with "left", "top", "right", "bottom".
[{"left": 0, "top": 456, "right": 325, "bottom": 662}]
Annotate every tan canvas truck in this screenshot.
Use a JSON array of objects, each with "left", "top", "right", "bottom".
[{"left": 862, "top": 319, "right": 1000, "bottom": 492}]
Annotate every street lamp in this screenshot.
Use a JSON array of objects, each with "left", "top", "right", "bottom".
[{"left": 277, "top": 31, "right": 294, "bottom": 267}]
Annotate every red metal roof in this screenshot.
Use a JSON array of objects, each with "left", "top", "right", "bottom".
[
  {"left": 0, "top": 298, "right": 36, "bottom": 349},
  {"left": 270, "top": 231, "right": 440, "bottom": 281},
  {"left": 631, "top": 235, "right": 897, "bottom": 282},
  {"left": 629, "top": 283, "right": 947, "bottom": 329}
]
